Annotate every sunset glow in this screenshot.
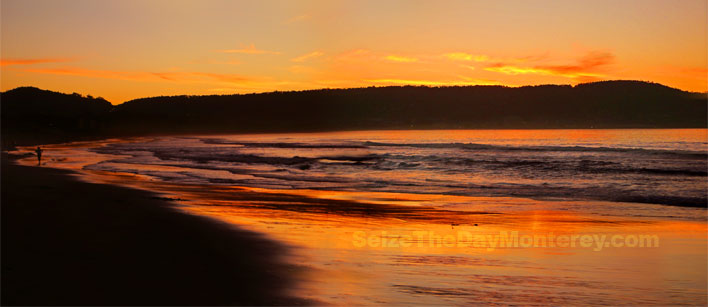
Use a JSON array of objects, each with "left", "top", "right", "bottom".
[{"left": 1, "top": 0, "right": 706, "bottom": 104}]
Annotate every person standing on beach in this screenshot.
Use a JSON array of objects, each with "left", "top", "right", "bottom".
[{"left": 35, "top": 146, "right": 43, "bottom": 165}]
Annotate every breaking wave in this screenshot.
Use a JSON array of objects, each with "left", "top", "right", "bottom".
[{"left": 85, "top": 132, "right": 708, "bottom": 208}]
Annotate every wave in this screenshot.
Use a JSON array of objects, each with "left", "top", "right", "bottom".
[
  {"left": 200, "top": 138, "right": 707, "bottom": 158},
  {"left": 363, "top": 141, "right": 707, "bottom": 159},
  {"left": 201, "top": 138, "right": 366, "bottom": 149},
  {"left": 84, "top": 159, "right": 707, "bottom": 208},
  {"left": 612, "top": 195, "right": 707, "bottom": 208},
  {"left": 84, "top": 137, "right": 707, "bottom": 208},
  {"left": 93, "top": 143, "right": 706, "bottom": 178}
]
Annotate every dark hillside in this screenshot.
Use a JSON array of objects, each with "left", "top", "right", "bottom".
[
  {"left": 2, "top": 81, "right": 706, "bottom": 145},
  {"left": 1, "top": 87, "right": 113, "bottom": 145}
]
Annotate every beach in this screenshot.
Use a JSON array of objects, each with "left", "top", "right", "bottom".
[
  {"left": 1, "top": 153, "right": 310, "bottom": 306},
  {"left": 2, "top": 0, "right": 706, "bottom": 305},
  {"left": 5, "top": 130, "right": 706, "bottom": 305}
]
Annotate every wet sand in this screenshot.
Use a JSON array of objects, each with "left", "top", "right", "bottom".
[
  {"left": 6, "top": 134, "right": 708, "bottom": 305},
  {"left": 1, "top": 153, "right": 310, "bottom": 306}
]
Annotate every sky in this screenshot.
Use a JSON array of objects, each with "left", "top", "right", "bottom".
[{"left": 1, "top": 0, "right": 706, "bottom": 104}]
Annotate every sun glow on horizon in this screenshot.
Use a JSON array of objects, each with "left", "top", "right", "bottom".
[{"left": 1, "top": 0, "right": 705, "bottom": 104}]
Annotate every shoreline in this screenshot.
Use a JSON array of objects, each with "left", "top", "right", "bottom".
[{"left": 1, "top": 153, "right": 311, "bottom": 306}]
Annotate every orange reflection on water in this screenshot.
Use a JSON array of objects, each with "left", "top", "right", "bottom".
[
  {"left": 87, "top": 174, "right": 705, "bottom": 305},
  {"left": 12, "top": 131, "right": 708, "bottom": 305}
]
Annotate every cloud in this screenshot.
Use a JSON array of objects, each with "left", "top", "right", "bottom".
[
  {"left": 291, "top": 51, "right": 324, "bottom": 62},
  {"left": 538, "top": 51, "right": 614, "bottom": 75},
  {"left": 384, "top": 55, "right": 418, "bottom": 63},
  {"left": 485, "top": 64, "right": 605, "bottom": 81},
  {"left": 484, "top": 51, "right": 614, "bottom": 81},
  {"left": 0, "top": 58, "right": 73, "bottom": 66},
  {"left": 484, "top": 65, "right": 550, "bottom": 75},
  {"left": 217, "top": 44, "right": 281, "bottom": 55},
  {"left": 444, "top": 52, "right": 489, "bottom": 62}
]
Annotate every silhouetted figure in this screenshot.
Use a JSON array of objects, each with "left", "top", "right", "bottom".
[{"left": 35, "top": 146, "right": 43, "bottom": 165}]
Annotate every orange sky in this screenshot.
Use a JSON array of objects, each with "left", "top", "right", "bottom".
[{"left": 1, "top": 0, "right": 706, "bottom": 104}]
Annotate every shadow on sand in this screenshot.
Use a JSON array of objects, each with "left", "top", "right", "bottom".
[{"left": 1, "top": 154, "right": 313, "bottom": 306}]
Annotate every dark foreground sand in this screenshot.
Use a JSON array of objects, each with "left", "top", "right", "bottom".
[{"left": 1, "top": 154, "right": 310, "bottom": 306}]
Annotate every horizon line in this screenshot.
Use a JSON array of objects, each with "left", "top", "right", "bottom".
[{"left": 3, "top": 79, "right": 706, "bottom": 105}]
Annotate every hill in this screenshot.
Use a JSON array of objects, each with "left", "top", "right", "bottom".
[
  {"left": 1, "top": 81, "right": 706, "bottom": 145},
  {"left": 1, "top": 87, "right": 113, "bottom": 145}
]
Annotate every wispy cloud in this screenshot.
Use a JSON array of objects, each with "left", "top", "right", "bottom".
[
  {"left": 1, "top": 58, "right": 73, "bottom": 66},
  {"left": 291, "top": 51, "right": 324, "bottom": 62},
  {"left": 484, "top": 65, "right": 550, "bottom": 75},
  {"left": 217, "top": 43, "right": 280, "bottom": 55},
  {"left": 484, "top": 51, "right": 614, "bottom": 82},
  {"left": 539, "top": 51, "right": 614, "bottom": 75},
  {"left": 444, "top": 52, "right": 489, "bottom": 62},
  {"left": 384, "top": 55, "right": 418, "bottom": 63}
]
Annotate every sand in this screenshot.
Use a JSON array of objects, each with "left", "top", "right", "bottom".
[{"left": 1, "top": 153, "right": 310, "bottom": 306}]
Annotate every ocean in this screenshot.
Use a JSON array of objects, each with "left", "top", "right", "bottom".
[{"left": 17, "top": 129, "right": 708, "bottom": 305}]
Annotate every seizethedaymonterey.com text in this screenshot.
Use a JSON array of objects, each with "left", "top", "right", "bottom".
[{"left": 352, "top": 231, "right": 660, "bottom": 252}]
